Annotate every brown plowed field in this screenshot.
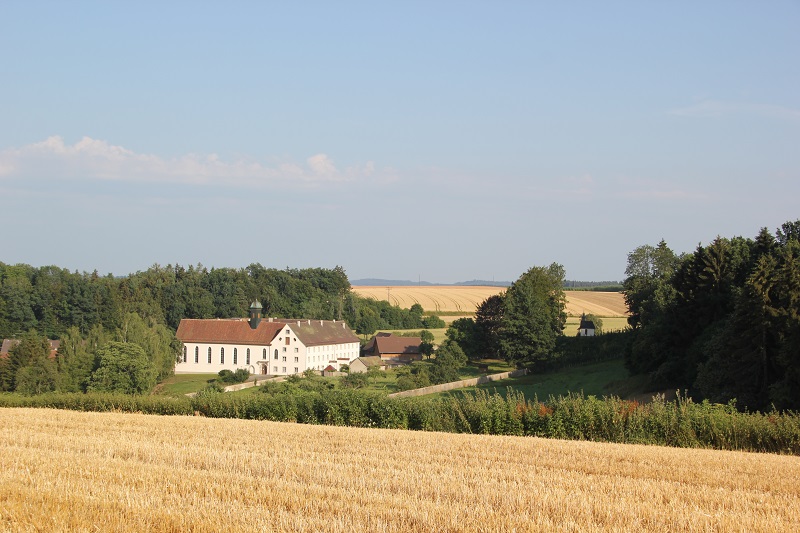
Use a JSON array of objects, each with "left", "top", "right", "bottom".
[{"left": 352, "top": 286, "right": 628, "bottom": 317}]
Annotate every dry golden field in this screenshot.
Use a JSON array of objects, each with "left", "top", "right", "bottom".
[
  {"left": 352, "top": 286, "right": 628, "bottom": 317},
  {"left": 2, "top": 408, "right": 799, "bottom": 532}
]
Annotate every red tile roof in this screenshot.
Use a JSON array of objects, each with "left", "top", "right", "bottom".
[
  {"left": 176, "top": 318, "right": 359, "bottom": 347},
  {"left": 176, "top": 319, "right": 284, "bottom": 345},
  {"left": 1, "top": 339, "right": 60, "bottom": 359},
  {"left": 373, "top": 335, "right": 422, "bottom": 356}
]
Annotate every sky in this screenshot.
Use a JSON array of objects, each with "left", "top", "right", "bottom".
[{"left": 1, "top": 1, "right": 798, "bottom": 283}]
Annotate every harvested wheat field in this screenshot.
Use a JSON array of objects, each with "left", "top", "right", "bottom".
[
  {"left": 2, "top": 409, "right": 799, "bottom": 532},
  {"left": 352, "top": 286, "right": 627, "bottom": 317}
]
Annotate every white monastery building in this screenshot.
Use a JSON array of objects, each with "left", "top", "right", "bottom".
[{"left": 175, "top": 302, "right": 360, "bottom": 375}]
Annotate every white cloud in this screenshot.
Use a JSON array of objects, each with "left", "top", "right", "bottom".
[
  {"left": 669, "top": 100, "right": 800, "bottom": 122},
  {"left": 0, "top": 136, "right": 388, "bottom": 188}
]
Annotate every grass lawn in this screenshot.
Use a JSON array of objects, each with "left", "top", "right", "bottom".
[
  {"left": 563, "top": 316, "right": 630, "bottom": 336},
  {"left": 440, "top": 359, "right": 646, "bottom": 401},
  {"left": 153, "top": 374, "right": 218, "bottom": 396}
]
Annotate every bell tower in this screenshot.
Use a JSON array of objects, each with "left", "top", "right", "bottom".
[{"left": 249, "top": 301, "right": 263, "bottom": 329}]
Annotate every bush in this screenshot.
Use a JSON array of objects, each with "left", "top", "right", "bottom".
[{"left": 2, "top": 388, "right": 799, "bottom": 454}]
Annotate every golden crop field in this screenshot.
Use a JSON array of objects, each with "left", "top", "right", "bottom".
[
  {"left": 352, "top": 286, "right": 628, "bottom": 317},
  {"left": 2, "top": 408, "right": 799, "bottom": 532}
]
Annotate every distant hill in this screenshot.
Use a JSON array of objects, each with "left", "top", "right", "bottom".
[
  {"left": 351, "top": 279, "right": 437, "bottom": 286},
  {"left": 452, "top": 280, "right": 512, "bottom": 287}
]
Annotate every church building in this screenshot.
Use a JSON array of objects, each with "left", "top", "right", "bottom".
[{"left": 175, "top": 302, "right": 360, "bottom": 376}]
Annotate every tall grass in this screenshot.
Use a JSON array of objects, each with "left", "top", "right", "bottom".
[{"left": 2, "top": 389, "right": 798, "bottom": 454}]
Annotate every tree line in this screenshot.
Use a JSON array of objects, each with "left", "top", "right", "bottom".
[
  {"left": 0, "top": 262, "right": 444, "bottom": 340},
  {"left": 623, "top": 220, "right": 800, "bottom": 410},
  {"left": 0, "top": 263, "right": 445, "bottom": 394}
]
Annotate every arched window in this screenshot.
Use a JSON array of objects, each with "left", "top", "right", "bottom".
[
  {"left": 262, "top": 348, "right": 266, "bottom": 360},
  {"left": 207, "top": 347, "right": 212, "bottom": 363},
  {"left": 246, "top": 348, "right": 250, "bottom": 365},
  {"left": 233, "top": 348, "right": 238, "bottom": 365},
  {"left": 220, "top": 347, "right": 225, "bottom": 364},
  {"left": 274, "top": 349, "right": 278, "bottom": 360},
  {"left": 183, "top": 345, "right": 187, "bottom": 363},
  {"left": 195, "top": 346, "right": 199, "bottom": 363}
]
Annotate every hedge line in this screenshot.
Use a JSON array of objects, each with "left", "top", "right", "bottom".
[{"left": 1, "top": 390, "right": 798, "bottom": 454}]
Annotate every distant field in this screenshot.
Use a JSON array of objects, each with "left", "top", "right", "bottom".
[
  {"left": 352, "top": 286, "right": 628, "bottom": 317},
  {"left": 2, "top": 408, "right": 798, "bottom": 532}
]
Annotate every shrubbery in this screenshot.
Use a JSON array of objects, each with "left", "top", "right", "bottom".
[{"left": 3, "top": 389, "right": 798, "bottom": 454}]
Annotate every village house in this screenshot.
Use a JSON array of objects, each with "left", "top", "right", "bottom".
[
  {"left": 175, "top": 301, "right": 360, "bottom": 376},
  {"left": 1, "top": 339, "right": 60, "bottom": 359},
  {"left": 577, "top": 313, "right": 596, "bottom": 337},
  {"left": 362, "top": 333, "right": 422, "bottom": 363}
]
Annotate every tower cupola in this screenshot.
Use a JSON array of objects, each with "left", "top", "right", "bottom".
[{"left": 249, "top": 301, "right": 263, "bottom": 329}]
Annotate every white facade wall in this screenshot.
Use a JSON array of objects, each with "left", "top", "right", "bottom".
[
  {"left": 264, "top": 325, "right": 307, "bottom": 376},
  {"left": 175, "top": 323, "right": 360, "bottom": 376},
  {"left": 175, "top": 342, "right": 269, "bottom": 375},
  {"left": 305, "top": 342, "right": 360, "bottom": 371}
]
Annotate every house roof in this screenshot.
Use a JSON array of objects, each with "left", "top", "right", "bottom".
[
  {"left": 176, "top": 319, "right": 285, "bottom": 345},
  {"left": 373, "top": 335, "right": 422, "bottom": 355},
  {"left": 1, "top": 339, "right": 60, "bottom": 359},
  {"left": 353, "top": 356, "right": 384, "bottom": 367},
  {"left": 288, "top": 319, "right": 360, "bottom": 347},
  {"left": 0, "top": 339, "right": 16, "bottom": 356},
  {"left": 578, "top": 314, "right": 595, "bottom": 330},
  {"left": 176, "top": 318, "right": 359, "bottom": 347}
]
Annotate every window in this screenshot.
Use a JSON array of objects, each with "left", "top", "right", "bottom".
[
  {"left": 282, "top": 347, "right": 287, "bottom": 352},
  {"left": 286, "top": 329, "right": 290, "bottom": 335},
  {"left": 195, "top": 346, "right": 199, "bottom": 364},
  {"left": 262, "top": 348, "right": 267, "bottom": 360},
  {"left": 183, "top": 346, "right": 187, "bottom": 363},
  {"left": 273, "top": 366, "right": 277, "bottom": 373},
  {"left": 294, "top": 347, "right": 299, "bottom": 353},
  {"left": 246, "top": 348, "right": 250, "bottom": 365},
  {"left": 233, "top": 348, "right": 238, "bottom": 365},
  {"left": 282, "top": 356, "right": 286, "bottom": 362},
  {"left": 220, "top": 347, "right": 225, "bottom": 364},
  {"left": 294, "top": 367, "right": 299, "bottom": 373},
  {"left": 274, "top": 349, "right": 278, "bottom": 360},
  {"left": 294, "top": 357, "right": 298, "bottom": 363},
  {"left": 207, "top": 347, "right": 212, "bottom": 364}
]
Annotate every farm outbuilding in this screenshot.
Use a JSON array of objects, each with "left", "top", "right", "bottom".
[
  {"left": 577, "top": 314, "right": 596, "bottom": 337},
  {"left": 362, "top": 333, "right": 422, "bottom": 363},
  {"left": 349, "top": 356, "right": 387, "bottom": 374}
]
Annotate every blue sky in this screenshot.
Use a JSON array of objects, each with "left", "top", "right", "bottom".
[{"left": 1, "top": 2, "right": 798, "bottom": 283}]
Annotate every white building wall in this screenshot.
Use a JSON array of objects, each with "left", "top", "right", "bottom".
[
  {"left": 175, "top": 324, "right": 360, "bottom": 376},
  {"left": 266, "top": 325, "right": 308, "bottom": 376},
  {"left": 175, "top": 342, "right": 269, "bottom": 375}
]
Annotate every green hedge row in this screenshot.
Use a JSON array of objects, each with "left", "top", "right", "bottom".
[{"left": 2, "top": 389, "right": 798, "bottom": 454}]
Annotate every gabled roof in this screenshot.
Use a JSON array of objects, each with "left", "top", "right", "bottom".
[
  {"left": 288, "top": 319, "right": 360, "bottom": 347},
  {"left": 373, "top": 335, "right": 421, "bottom": 355},
  {"left": 1, "top": 339, "right": 60, "bottom": 359},
  {"left": 353, "top": 356, "right": 384, "bottom": 367},
  {"left": 578, "top": 314, "right": 595, "bottom": 330},
  {"left": 176, "top": 318, "right": 359, "bottom": 347},
  {"left": 176, "top": 319, "right": 285, "bottom": 345}
]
